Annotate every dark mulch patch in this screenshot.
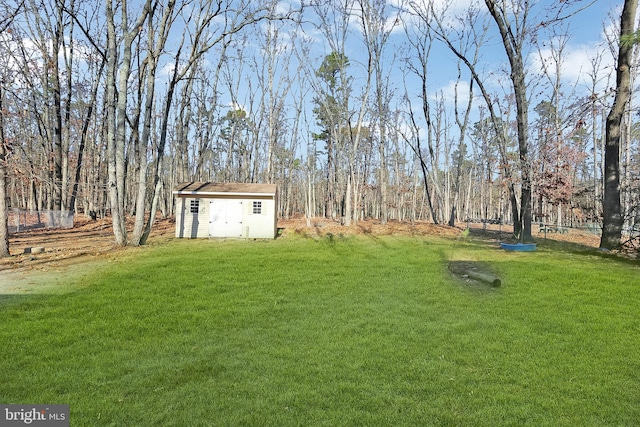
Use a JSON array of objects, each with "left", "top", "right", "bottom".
[{"left": 448, "top": 260, "right": 502, "bottom": 288}]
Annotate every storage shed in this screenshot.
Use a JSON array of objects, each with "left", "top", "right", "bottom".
[{"left": 174, "top": 182, "right": 278, "bottom": 239}]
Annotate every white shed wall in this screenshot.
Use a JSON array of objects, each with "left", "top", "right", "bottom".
[
  {"left": 175, "top": 197, "right": 209, "bottom": 238},
  {"left": 175, "top": 196, "right": 277, "bottom": 239},
  {"left": 242, "top": 198, "right": 277, "bottom": 238}
]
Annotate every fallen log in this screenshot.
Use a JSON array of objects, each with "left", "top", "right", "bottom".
[{"left": 466, "top": 270, "right": 501, "bottom": 287}]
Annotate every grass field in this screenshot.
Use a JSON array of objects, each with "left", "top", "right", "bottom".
[{"left": 1, "top": 233, "right": 639, "bottom": 426}]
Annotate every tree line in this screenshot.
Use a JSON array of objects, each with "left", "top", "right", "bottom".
[{"left": 0, "top": 0, "right": 638, "bottom": 255}]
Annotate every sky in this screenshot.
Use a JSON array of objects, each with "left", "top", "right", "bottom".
[
  {"left": 2, "top": 0, "right": 631, "bottom": 159},
  {"left": 79, "top": 0, "right": 625, "bottom": 135},
  {"left": 277, "top": 0, "right": 626, "bottom": 151},
  {"left": 202, "top": 0, "right": 627, "bottom": 140}
]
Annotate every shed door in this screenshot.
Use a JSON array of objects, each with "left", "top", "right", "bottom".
[{"left": 209, "top": 199, "right": 243, "bottom": 237}]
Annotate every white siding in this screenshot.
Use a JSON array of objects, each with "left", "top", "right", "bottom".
[
  {"left": 175, "top": 197, "right": 209, "bottom": 238},
  {"left": 243, "top": 198, "right": 276, "bottom": 238},
  {"left": 175, "top": 195, "right": 277, "bottom": 239}
]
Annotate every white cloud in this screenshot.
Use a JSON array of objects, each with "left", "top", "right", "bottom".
[
  {"left": 531, "top": 42, "right": 615, "bottom": 91},
  {"left": 226, "top": 101, "right": 247, "bottom": 113},
  {"left": 433, "top": 79, "right": 473, "bottom": 106}
]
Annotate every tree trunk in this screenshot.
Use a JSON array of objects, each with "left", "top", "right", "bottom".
[
  {"left": 105, "top": 0, "right": 126, "bottom": 245},
  {"left": 484, "top": 0, "right": 532, "bottom": 242},
  {"left": 51, "top": 5, "right": 64, "bottom": 212},
  {"left": 601, "top": 0, "right": 638, "bottom": 249},
  {"left": 449, "top": 71, "right": 474, "bottom": 227},
  {"left": 427, "top": 4, "right": 519, "bottom": 232},
  {"left": 0, "top": 86, "right": 9, "bottom": 257},
  {"left": 68, "top": 60, "right": 105, "bottom": 212},
  {"left": 105, "top": 0, "right": 149, "bottom": 245},
  {"left": 139, "top": 63, "right": 178, "bottom": 246},
  {"left": 133, "top": 2, "right": 176, "bottom": 246}
]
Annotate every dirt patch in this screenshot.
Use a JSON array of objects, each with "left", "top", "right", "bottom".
[
  {"left": 281, "top": 217, "right": 462, "bottom": 239},
  {"left": 1, "top": 216, "right": 175, "bottom": 295},
  {"left": 280, "top": 217, "right": 602, "bottom": 248},
  {"left": 5, "top": 216, "right": 175, "bottom": 259}
]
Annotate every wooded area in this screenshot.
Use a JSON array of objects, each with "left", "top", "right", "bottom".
[{"left": 0, "top": 0, "right": 638, "bottom": 253}]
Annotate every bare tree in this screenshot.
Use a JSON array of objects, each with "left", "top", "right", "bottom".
[
  {"left": 483, "top": 0, "right": 534, "bottom": 241},
  {"left": 357, "top": 0, "right": 396, "bottom": 225},
  {"left": 254, "top": 5, "right": 297, "bottom": 184},
  {"left": 0, "top": 0, "right": 24, "bottom": 257},
  {"left": 404, "top": 0, "right": 511, "bottom": 226},
  {"left": 601, "top": 0, "right": 638, "bottom": 249},
  {"left": 534, "top": 30, "right": 574, "bottom": 228},
  {"left": 11, "top": 0, "right": 72, "bottom": 212},
  {"left": 339, "top": 0, "right": 381, "bottom": 227},
  {"left": 402, "top": 99, "right": 438, "bottom": 223},
  {"left": 0, "top": 83, "right": 9, "bottom": 257},
  {"left": 400, "top": 2, "right": 440, "bottom": 223},
  {"left": 130, "top": 0, "right": 179, "bottom": 246},
  {"left": 104, "top": 0, "right": 151, "bottom": 245},
  {"left": 449, "top": 65, "right": 474, "bottom": 227},
  {"left": 583, "top": 47, "right": 611, "bottom": 226}
]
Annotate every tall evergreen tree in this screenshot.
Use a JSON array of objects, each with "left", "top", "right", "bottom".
[{"left": 312, "top": 51, "right": 351, "bottom": 219}]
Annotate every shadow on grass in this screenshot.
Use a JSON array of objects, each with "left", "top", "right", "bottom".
[
  {"left": 454, "top": 226, "right": 640, "bottom": 270},
  {"left": 537, "top": 238, "right": 640, "bottom": 266},
  {"left": 356, "top": 224, "right": 391, "bottom": 248},
  {"left": 0, "top": 293, "right": 50, "bottom": 308}
]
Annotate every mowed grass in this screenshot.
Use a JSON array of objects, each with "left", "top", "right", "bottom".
[{"left": 1, "top": 233, "right": 639, "bottom": 426}]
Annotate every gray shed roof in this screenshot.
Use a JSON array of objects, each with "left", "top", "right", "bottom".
[{"left": 173, "top": 182, "right": 277, "bottom": 197}]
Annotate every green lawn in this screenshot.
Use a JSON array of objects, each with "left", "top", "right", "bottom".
[{"left": 1, "top": 234, "right": 639, "bottom": 426}]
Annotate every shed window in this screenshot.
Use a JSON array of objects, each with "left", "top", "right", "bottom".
[
  {"left": 252, "top": 201, "right": 262, "bottom": 214},
  {"left": 190, "top": 199, "right": 199, "bottom": 214}
]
